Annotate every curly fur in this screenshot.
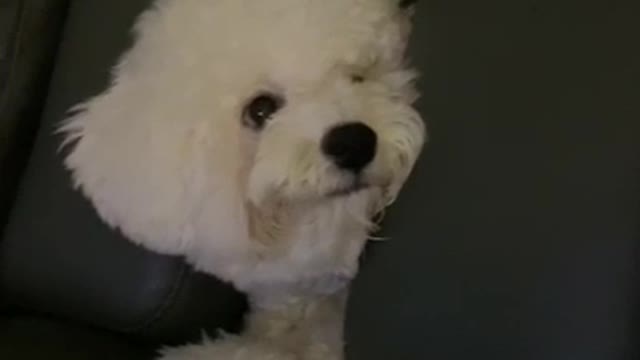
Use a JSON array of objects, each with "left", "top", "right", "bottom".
[{"left": 59, "top": 0, "right": 426, "bottom": 358}]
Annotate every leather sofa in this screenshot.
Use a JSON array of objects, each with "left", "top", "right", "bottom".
[{"left": 1, "top": 1, "right": 639, "bottom": 359}]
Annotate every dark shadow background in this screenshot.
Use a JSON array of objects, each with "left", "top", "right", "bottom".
[{"left": 347, "top": 1, "right": 640, "bottom": 359}]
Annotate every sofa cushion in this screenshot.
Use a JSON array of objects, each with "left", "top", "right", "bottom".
[{"left": 1, "top": 0, "right": 246, "bottom": 345}]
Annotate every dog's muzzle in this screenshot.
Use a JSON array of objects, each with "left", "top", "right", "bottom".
[{"left": 321, "top": 122, "right": 377, "bottom": 173}]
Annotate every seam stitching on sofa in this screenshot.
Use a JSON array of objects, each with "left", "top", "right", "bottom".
[{"left": 121, "top": 261, "right": 189, "bottom": 334}]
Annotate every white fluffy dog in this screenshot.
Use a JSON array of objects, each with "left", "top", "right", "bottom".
[{"left": 59, "top": 0, "right": 426, "bottom": 358}]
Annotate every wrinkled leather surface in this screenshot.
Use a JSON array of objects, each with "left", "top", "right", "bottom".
[
  {"left": 346, "top": 1, "right": 640, "bottom": 359},
  {"left": 1, "top": 0, "right": 247, "bottom": 346},
  {"left": 0, "top": 0, "right": 69, "bottom": 228}
]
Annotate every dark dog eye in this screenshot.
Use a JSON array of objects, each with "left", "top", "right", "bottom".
[
  {"left": 351, "top": 74, "right": 365, "bottom": 83},
  {"left": 399, "top": 0, "right": 418, "bottom": 8},
  {"left": 243, "top": 93, "right": 284, "bottom": 130}
]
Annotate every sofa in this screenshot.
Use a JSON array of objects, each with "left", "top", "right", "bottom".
[{"left": 1, "top": 1, "right": 639, "bottom": 359}]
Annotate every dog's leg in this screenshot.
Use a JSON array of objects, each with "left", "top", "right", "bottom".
[
  {"left": 156, "top": 334, "right": 297, "bottom": 360},
  {"left": 156, "top": 290, "right": 347, "bottom": 360},
  {"left": 243, "top": 289, "right": 348, "bottom": 360}
]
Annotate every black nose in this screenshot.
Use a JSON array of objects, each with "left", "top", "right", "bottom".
[{"left": 322, "top": 122, "right": 377, "bottom": 172}]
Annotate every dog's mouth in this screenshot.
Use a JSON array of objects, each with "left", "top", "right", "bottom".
[{"left": 328, "top": 181, "right": 370, "bottom": 198}]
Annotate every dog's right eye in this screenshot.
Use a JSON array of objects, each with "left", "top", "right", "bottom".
[
  {"left": 351, "top": 74, "right": 366, "bottom": 83},
  {"left": 243, "top": 93, "right": 284, "bottom": 130}
]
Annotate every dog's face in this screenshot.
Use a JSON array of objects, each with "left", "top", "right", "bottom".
[
  {"left": 234, "top": 0, "right": 425, "bottom": 208},
  {"left": 61, "top": 0, "right": 425, "bottom": 256}
]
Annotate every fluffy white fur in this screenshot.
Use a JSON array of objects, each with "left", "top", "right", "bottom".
[{"left": 59, "top": 0, "right": 426, "bottom": 359}]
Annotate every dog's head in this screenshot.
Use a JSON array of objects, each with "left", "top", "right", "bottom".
[{"left": 60, "top": 0, "right": 425, "bottom": 259}]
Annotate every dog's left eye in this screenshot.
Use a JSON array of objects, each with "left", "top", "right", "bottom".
[{"left": 243, "top": 93, "right": 284, "bottom": 130}]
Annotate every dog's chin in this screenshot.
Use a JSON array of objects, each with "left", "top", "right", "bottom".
[{"left": 327, "top": 182, "right": 370, "bottom": 198}]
